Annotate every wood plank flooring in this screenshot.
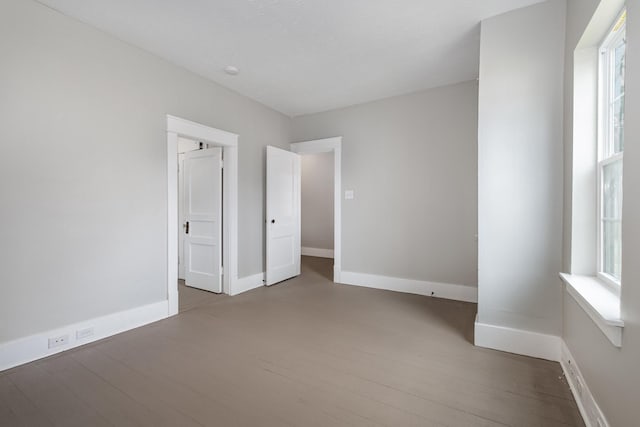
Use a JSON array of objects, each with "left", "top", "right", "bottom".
[
  {"left": 178, "top": 280, "right": 222, "bottom": 313},
  {"left": 1, "top": 256, "right": 583, "bottom": 426}
]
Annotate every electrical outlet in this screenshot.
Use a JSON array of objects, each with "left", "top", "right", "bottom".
[
  {"left": 48, "top": 334, "right": 69, "bottom": 349},
  {"left": 76, "top": 327, "right": 94, "bottom": 340}
]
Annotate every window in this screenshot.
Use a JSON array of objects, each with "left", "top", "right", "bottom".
[
  {"left": 598, "top": 10, "right": 626, "bottom": 286},
  {"left": 561, "top": 4, "right": 626, "bottom": 348}
]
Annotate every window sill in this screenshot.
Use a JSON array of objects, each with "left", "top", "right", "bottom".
[{"left": 559, "top": 273, "right": 623, "bottom": 347}]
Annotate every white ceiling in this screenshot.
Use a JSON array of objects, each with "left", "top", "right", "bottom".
[{"left": 37, "top": 0, "right": 544, "bottom": 116}]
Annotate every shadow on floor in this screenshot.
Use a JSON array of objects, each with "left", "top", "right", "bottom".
[{"left": 301, "top": 255, "right": 334, "bottom": 281}]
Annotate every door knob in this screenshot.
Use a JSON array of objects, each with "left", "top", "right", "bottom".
[
  {"left": 185, "top": 221, "right": 189, "bottom": 234},
  {"left": 271, "top": 219, "right": 275, "bottom": 224}
]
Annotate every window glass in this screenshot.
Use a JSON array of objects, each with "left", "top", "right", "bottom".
[
  {"left": 612, "top": 39, "right": 625, "bottom": 154},
  {"left": 598, "top": 10, "right": 625, "bottom": 284},
  {"left": 602, "top": 160, "right": 623, "bottom": 279}
]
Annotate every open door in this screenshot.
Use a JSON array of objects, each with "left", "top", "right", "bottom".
[
  {"left": 184, "top": 147, "right": 222, "bottom": 293},
  {"left": 266, "top": 146, "right": 301, "bottom": 286}
]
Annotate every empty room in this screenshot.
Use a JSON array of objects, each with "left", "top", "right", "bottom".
[{"left": 1, "top": 0, "right": 638, "bottom": 426}]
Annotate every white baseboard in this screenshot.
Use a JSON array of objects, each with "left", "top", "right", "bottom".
[
  {"left": 230, "top": 273, "right": 264, "bottom": 296},
  {"left": 560, "top": 341, "right": 609, "bottom": 427},
  {"left": 474, "top": 316, "right": 560, "bottom": 361},
  {"left": 0, "top": 301, "right": 168, "bottom": 371},
  {"left": 301, "top": 247, "right": 334, "bottom": 258},
  {"left": 339, "top": 271, "right": 477, "bottom": 303}
]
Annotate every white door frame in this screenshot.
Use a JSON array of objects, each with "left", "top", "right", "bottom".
[
  {"left": 167, "top": 115, "right": 238, "bottom": 316},
  {"left": 290, "top": 137, "right": 342, "bottom": 282}
]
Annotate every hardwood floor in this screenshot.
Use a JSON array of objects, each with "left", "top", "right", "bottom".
[
  {"left": 178, "top": 280, "right": 223, "bottom": 313},
  {"left": 1, "top": 256, "right": 583, "bottom": 426}
]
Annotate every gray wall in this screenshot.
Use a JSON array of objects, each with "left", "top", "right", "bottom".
[
  {"left": 0, "top": 0, "right": 291, "bottom": 343},
  {"left": 301, "top": 153, "right": 334, "bottom": 250},
  {"left": 563, "top": 0, "right": 640, "bottom": 425},
  {"left": 292, "top": 81, "right": 478, "bottom": 287},
  {"left": 477, "top": 0, "right": 565, "bottom": 335}
]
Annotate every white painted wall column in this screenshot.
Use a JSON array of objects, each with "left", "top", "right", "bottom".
[{"left": 476, "top": 0, "right": 566, "bottom": 360}]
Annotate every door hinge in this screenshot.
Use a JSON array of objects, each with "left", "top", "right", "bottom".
[
  {"left": 220, "top": 266, "right": 224, "bottom": 275},
  {"left": 220, "top": 159, "right": 224, "bottom": 169}
]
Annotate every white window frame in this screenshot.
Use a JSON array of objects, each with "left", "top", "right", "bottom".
[
  {"left": 561, "top": 1, "right": 626, "bottom": 349},
  {"left": 596, "top": 9, "right": 626, "bottom": 291}
]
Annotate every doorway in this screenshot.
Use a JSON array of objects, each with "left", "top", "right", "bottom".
[
  {"left": 166, "top": 115, "right": 239, "bottom": 316},
  {"left": 291, "top": 136, "right": 342, "bottom": 283},
  {"left": 299, "top": 151, "right": 334, "bottom": 259}
]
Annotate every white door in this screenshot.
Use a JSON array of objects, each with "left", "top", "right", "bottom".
[
  {"left": 266, "top": 146, "right": 301, "bottom": 286},
  {"left": 184, "top": 147, "right": 222, "bottom": 293}
]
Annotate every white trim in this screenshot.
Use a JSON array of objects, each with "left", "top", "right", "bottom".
[
  {"left": 167, "top": 115, "right": 239, "bottom": 313},
  {"left": 596, "top": 10, "right": 625, "bottom": 283},
  {"left": 167, "top": 131, "right": 179, "bottom": 315},
  {"left": 290, "top": 137, "right": 342, "bottom": 282},
  {"left": 167, "top": 115, "right": 238, "bottom": 147},
  {"left": 291, "top": 137, "right": 341, "bottom": 154},
  {"left": 560, "top": 341, "right": 610, "bottom": 427},
  {"left": 595, "top": 271, "right": 621, "bottom": 292},
  {"left": 570, "top": 0, "right": 625, "bottom": 276},
  {"left": 230, "top": 273, "right": 265, "bottom": 296},
  {"left": 0, "top": 301, "right": 168, "bottom": 371},
  {"left": 560, "top": 273, "right": 623, "bottom": 347},
  {"left": 340, "top": 271, "right": 477, "bottom": 303},
  {"left": 301, "top": 247, "right": 334, "bottom": 258},
  {"left": 474, "top": 316, "right": 560, "bottom": 361}
]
